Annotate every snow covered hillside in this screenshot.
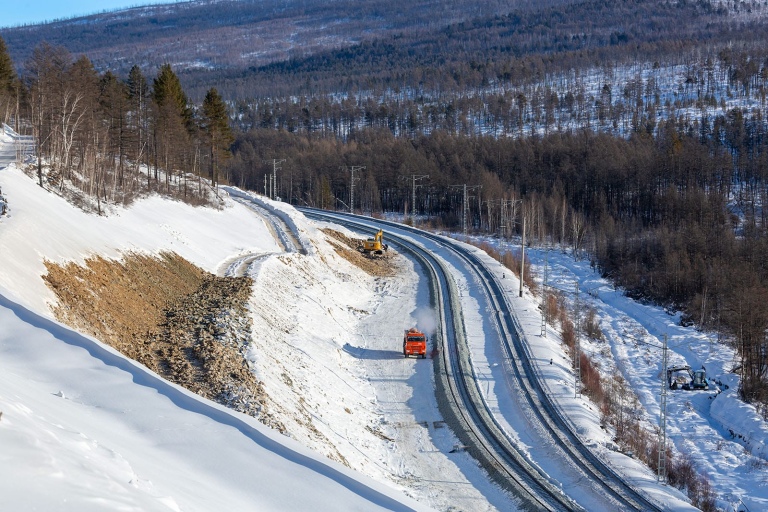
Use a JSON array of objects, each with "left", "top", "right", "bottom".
[
  {"left": 0, "top": 137, "right": 433, "bottom": 510},
  {"left": 0, "top": 135, "right": 513, "bottom": 511},
  {"left": 6, "top": 121, "right": 768, "bottom": 511},
  {"left": 476, "top": 236, "right": 768, "bottom": 512}
]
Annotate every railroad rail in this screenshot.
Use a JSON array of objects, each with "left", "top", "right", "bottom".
[
  {"left": 300, "top": 208, "right": 663, "bottom": 512},
  {"left": 302, "top": 208, "right": 578, "bottom": 510}
]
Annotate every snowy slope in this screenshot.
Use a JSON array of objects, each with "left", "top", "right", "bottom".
[
  {"left": 468, "top": 232, "right": 768, "bottom": 512},
  {"left": 0, "top": 144, "right": 433, "bottom": 511},
  {"left": 8, "top": 119, "right": 768, "bottom": 511}
]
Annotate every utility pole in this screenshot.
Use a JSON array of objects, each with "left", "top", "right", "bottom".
[
  {"left": 408, "top": 174, "right": 429, "bottom": 223},
  {"left": 541, "top": 245, "right": 549, "bottom": 337},
  {"left": 343, "top": 165, "right": 365, "bottom": 214},
  {"left": 519, "top": 207, "right": 526, "bottom": 298},
  {"left": 658, "top": 334, "right": 668, "bottom": 484},
  {"left": 450, "top": 184, "right": 481, "bottom": 236},
  {"left": 264, "top": 159, "right": 285, "bottom": 200},
  {"left": 574, "top": 281, "right": 581, "bottom": 398},
  {"left": 462, "top": 184, "right": 468, "bottom": 235},
  {"left": 498, "top": 200, "right": 506, "bottom": 262}
]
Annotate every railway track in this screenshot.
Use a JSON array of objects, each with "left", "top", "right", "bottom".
[{"left": 300, "top": 208, "right": 663, "bottom": 512}]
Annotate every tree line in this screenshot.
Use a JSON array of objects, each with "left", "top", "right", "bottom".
[
  {"left": 0, "top": 39, "right": 233, "bottom": 211},
  {"left": 227, "top": 118, "right": 768, "bottom": 410}
]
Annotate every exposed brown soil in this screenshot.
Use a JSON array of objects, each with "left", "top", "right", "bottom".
[
  {"left": 43, "top": 251, "right": 285, "bottom": 432},
  {"left": 322, "top": 228, "right": 399, "bottom": 277}
]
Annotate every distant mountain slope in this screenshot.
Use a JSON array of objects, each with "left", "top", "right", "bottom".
[
  {"left": 179, "top": 0, "right": 763, "bottom": 99},
  {"left": 0, "top": 0, "right": 555, "bottom": 76},
  {"left": 3, "top": 0, "right": 767, "bottom": 102}
]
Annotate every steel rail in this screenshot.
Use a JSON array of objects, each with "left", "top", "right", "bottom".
[
  {"left": 427, "top": 230, "right": 662, "bottom": 512},
  {"left": 301, "top": 208, "right": 664, "bottom": 512},
  {"left": 301, "top": 208, "right": 580, "bottom": 511}
]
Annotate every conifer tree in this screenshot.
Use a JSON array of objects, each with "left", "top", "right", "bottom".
[
  {"left": 152, "top": 63, "right": 191, "bottom": 127},
  {"left": 99, "top": 71, "right": 130, "bottom": 186},
  {"left": 201, "top": 87, "right": 233, "bottom": 187},
  {"left": 151, "top": 64, "right": 190, "bottom": 188}
]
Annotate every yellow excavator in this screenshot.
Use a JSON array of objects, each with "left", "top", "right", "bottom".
[{"left": 360, "top": 229, "right": 388, "bottom": 257}]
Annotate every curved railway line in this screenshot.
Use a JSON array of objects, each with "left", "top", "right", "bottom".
[{"left": 300, "top": 208, "right": 663, "bottom": 512}]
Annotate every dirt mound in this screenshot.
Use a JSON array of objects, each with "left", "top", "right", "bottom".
[
  {"left": 43, "top": 252, "right": 285, "bottom": 432},
  {"left": 322, "top": 229, "right": 398, "bottom": 277}
]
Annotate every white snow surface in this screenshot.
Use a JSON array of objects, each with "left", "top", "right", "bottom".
[
  {"left": 0, "top": 139, "right": 507, "bottom": 511},
  {"left": 476, "top": 236, "right": 768, "bottom": 512},
  {"left": 0, "top": 148, "right": 433, "bottom": 510},
  {"left": 3, "top": 126, "right": 768, "bottom": 511}
]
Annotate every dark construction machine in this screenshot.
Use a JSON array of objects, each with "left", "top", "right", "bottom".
[
  {"left": 403, "top": 327, "right": 427, "bottom": 358},
  {"left": 667, "top": 365, "right": 709, "bottom": 390}
]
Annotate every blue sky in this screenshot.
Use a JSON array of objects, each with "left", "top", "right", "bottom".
[{"left": 1, "top": 1, "right": 175, "bottom": 28}]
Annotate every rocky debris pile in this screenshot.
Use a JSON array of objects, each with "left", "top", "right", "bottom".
[
  {"left": 44, "top": 251, "right": 284, "bottom": 432},
  {"left": 321, "top": 228, "right": 398, "bottom": 277}
]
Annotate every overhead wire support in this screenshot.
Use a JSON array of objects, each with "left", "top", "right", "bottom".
[
  {"left": 343, "top": 165, "right": 365, "bottom": 214},
  {"left": 541, "top": 244, "right": 549, "bottom": 337},
  {"left": 449, "top": 184, "right": 482, "bottom": 237},
  {"left": 519, "top": 205, "right": 526, "bottom": 298},
  {"left": 264, "top": 158, "right": 285, "bottom": 200},
  {"left": 408, "top": 174, "right": 429, "bottom": 224},
  {"left": 659, "top": 333, "right": 668, "bottom": 484},
  {"left": 574, "top": 281, "right": 581, "bottom": 398}
]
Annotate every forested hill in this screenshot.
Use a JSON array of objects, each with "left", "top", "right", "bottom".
[
  {"left": 215, "top": 0, "right": 747, "bottom": 98},
  {"left": 0, "top": 0, "right": 560, "bottom": 98},
  {"left": 4, "top": 0, "right": 764, "bottom": 100}
]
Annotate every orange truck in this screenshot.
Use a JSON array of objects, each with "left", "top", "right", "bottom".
[{"left": 403, "top": 327, "right": 427, "bottom": 358}]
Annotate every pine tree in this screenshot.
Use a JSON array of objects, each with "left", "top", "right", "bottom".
[
  {"left": 151, "top": 64, "right": 191, "bottom": 188},
  {"left": 201, "top": 87, "right": 233, "bottom": 187},
  {"left": 152, "top": 63, "right": 191, "bottom": 127},
  {"left": 99, "top": 71, "right": 130, "bottom": 186}
]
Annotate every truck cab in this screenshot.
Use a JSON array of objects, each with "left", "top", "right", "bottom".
[{"left": 403, "top": 328, "right": 427, "bottom": 358}]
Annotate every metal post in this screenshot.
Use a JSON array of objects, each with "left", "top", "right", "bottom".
[
  {"left": 541, "top": 245, "right": 549, "bottom": 337},
  {"left": 264, "top": 159, "right": 285, "bottom": 200},
  {"left": 658, "top": 334, "right": 668, "bottom": 484},
  {"left": 410, "top": 174, "right": 429, "bottom": 223},
  {"left": 345, "top": 165, "right": 364, "bottom": 214},
  {"left": 519, "top": 207, "right": 526, "bottom": 298},
  {"left": 463, "top": 184, "right": 468, "bottom": 236},
  {"left": 500, "top": 199, "right": 507, "bottom": 260},
  {"left": 450, "top": 184, "right": 481, "bottom": 237},
  {"left": 574, "top": 282, "right": 581, "bottom": 398}
]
